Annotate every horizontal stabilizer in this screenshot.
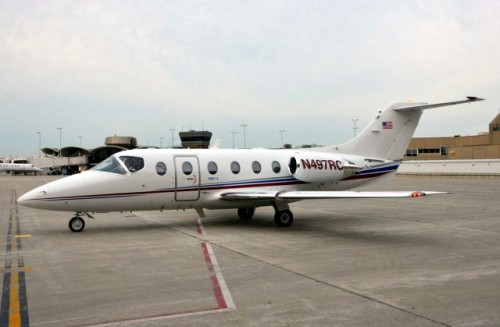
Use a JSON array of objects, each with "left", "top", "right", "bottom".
[{"left": 393, "top": 97, "right": 484, "bottom": 111}]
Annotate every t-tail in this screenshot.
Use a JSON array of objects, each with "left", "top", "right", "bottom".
[{"left": 326, "top": 97, "right": 484, "bottom": 160}]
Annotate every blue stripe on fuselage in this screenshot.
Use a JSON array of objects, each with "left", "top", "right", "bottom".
[{"left": 341, "top": 162, "right": 399, "bottom": 181}]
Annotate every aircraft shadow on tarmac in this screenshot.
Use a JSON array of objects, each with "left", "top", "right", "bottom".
[
  {"left": 155, "top": 212, "right": 439, "bottom": 246},
  {"left": 35, "top": 210, "right": 440, "bottom": 247}
]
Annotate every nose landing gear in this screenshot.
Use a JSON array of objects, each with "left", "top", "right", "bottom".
[
  {"left": 68, "top": 212, "right": 93, "bottom": 232},
  {"left": 69, "top": 216, "right": 85, "bottom": 232}
]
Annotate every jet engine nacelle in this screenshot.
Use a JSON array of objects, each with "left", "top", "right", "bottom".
[{"left": 288, "top": 155, "right": 348, "bottom": 183}]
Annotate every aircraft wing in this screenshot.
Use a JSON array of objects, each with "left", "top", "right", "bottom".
[
  {"left": 219, "top": 192, "right": 280, "bottom": 201},
  {"left": 275, "top": 191, "right": 446, "bottom": 199},
  {"left": 220, "top": 190, "right": 447, "bottom": 201}
]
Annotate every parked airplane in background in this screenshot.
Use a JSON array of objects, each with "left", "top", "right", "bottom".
[
  {"left": 0, "top": 163, "right": 42, "bottom": 175},
  {"left": 18, "top": 97, "right": 483, "bottom": 232}
]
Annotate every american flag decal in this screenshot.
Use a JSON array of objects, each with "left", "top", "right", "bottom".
[{"left": 382, "top": 121, "right": 393, "bottom": 129}]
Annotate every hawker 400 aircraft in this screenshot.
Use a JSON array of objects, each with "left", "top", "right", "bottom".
[{"left": 18, "top": 97, "right": 483, "bottom": 232}]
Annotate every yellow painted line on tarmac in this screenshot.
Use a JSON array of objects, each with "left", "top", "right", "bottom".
[
  {"left": 8, "top": 211, "right": 22, "bottom": 327},
  {"left": 9, "top": 266, "right": 21, "bottom": 327},
  {"left": 15, "top": 234, "right": 31, "bottom": 238},
  {"left": 3, "top": 189, "right": 30, "bottom": 326},
  {"left": 0, "top": 266, "right": 32, "bottom": 274}
]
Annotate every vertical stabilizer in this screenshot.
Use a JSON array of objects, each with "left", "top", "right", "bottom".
[{"left": 326, "top": 97, "right": 484, "bottom": 160}]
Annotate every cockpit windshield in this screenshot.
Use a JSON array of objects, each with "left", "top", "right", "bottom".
[
  {"left": 92, "top": 155, "right": 145, "bottom": 175},
  {"left": 119, "top": 156, "right": 145, "bottom": 173},
  {"left": 92, "top": 156, "right": 127, "bottom": 175}
]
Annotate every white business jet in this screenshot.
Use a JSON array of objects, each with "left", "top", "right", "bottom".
[
  {"left": 0, "top": 163, "right": 42, "bottom": 175},
  {"left": 18, "top": 97, "right": 483, "bottom": 232}
]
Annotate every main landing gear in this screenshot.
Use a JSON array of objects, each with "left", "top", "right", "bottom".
[
  {"left": 237, "top": 206, "right": 294, "bottom": 227},
  {"left": 274, "top": 209, "right": 293, "bottom": 227},
  {"left": 237, "top": 207, "right": 255, "bottom": 220}
]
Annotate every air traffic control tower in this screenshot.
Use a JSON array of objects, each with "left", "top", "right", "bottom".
[{"left": 179, "top": 130, "right": 212, "bottom": 149}]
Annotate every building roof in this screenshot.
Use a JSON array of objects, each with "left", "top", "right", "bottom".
[
  {"left": 60, "top": 146, "right": 91, "bottom": 157},
  {"left": 490, "top": 113, "right": 500, "bottom": 127},
  {"left": 42, "top": 147, "right": 60, "bottom": 157}
]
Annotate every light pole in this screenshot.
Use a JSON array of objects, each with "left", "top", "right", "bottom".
[
  {"left": 78, "top": 136, "right": 83, "bottom": 147},
  {"left": 56, "top": 127, "right": 62, "bottom": 157},
  {"left": 351, "top": 119, "right": 359, "bottom": 137},
  {"left": 278, "top": 130, "right": 285, "bottom": 148},
  {"left": 169, "top": 128, "right": 175, "bottom": 148},
  {"left": 240, "top": 123, "right": 247, "bottom": 148},
  {"left": 231, "top": 131, "right": 237, "bottom": 149},
  {"left": 36, "top": 132, "right": 41, "bottom": 158},
  {"left": 160, "top": 137, "right": 164, "bottom": 148}
]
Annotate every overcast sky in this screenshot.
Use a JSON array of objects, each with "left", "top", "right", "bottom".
[{"left": 1, "top": 1, "right": 499, "bottom": 157}]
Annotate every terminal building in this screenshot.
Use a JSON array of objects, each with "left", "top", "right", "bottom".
[
  {"left": 22, "top": 131, "right": 213, "bottom": 174},
  {"left": 404, "top": 113, "right": 500, "bottom": 160},
  {"left": 24, "top": 136, "right": 141, "bottom": 174}
]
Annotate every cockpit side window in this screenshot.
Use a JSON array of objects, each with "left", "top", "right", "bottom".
[
  {"left": 92, "top": 156, "right": 126, "bottom": 175},
  {"left": 119, "top": 156, "right": 145, "bottom": 173}
]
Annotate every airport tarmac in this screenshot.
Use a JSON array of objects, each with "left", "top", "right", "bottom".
[{"left": 1, "top": 175, "right": 499, "bottom": 327}]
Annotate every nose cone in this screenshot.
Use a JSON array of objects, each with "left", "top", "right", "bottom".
[
  {"left": 17, "top": 183, "right": 61, "bottom": 209},
  {"left": 17, "top": 173, "right": 89, "bottom": 211},
  {"left": 17, "top": 188, "right": 45, "bottom": 207}
]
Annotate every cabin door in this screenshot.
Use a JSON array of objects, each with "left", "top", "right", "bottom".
[{"left": 174, "top": 156, "right": 200, "bottom": 201}]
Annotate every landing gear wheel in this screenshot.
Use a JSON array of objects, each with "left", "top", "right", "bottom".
[
  {"left": 274, "top": 210, "right": 293, "bottom": 227},
  {"left": 69, "top": 216, "right": 85, "bottom": 232},
  {"left": 238, "top": 207, "right": 255, "bottom": 220}
]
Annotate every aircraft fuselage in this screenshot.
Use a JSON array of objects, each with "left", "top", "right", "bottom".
[{"left": 17, "top": 148, "right": 396, "bottom": 213}]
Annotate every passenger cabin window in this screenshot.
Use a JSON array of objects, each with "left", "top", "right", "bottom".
[
  {"left": 272, "top": 161, "right": 281, "bottom": 173},
  {"left": 92, "top": 156, "right": 126, "bottom": 175},
  {"left": 231, "top": 161, "right": 240, "bottom": 174},
  {"left": 252, "top": 161, "right": 261, "bottom": 174},
  {"left": 156, "top": 162, "right": 167, "bottom": 176},
  {"left": 182, "top": 161, "right": 193, "bottom": 175},
  {"left": 120, "top": 156, "right": 145, "bottom": 173},
  {"left": 208, "top": 161, "right": 218, "bottom": 175}
]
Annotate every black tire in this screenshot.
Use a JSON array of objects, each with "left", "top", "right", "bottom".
[
  {"left": 69, "top": 217, "right": 85, "bottom": 232},
  {"left": 274, "top": 210, "right": 293, "bottom": 227},
  {"left": 237, "top": 207, "right": 255, "bottom": 220}
]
